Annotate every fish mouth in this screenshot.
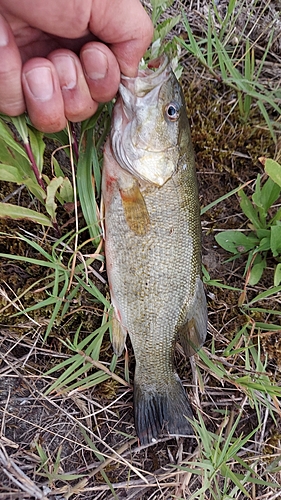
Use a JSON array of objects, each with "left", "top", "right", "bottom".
[{"left": 121, "top": 54, "right": 170, "bottom": 97}]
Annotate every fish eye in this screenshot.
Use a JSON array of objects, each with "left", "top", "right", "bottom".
[{"left": 165, "top": 102, "right": 180, "bottom": 121}]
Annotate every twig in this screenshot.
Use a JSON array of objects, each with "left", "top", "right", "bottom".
[{"left": 0, "top": 445, "right": 48, "bottom": 500}]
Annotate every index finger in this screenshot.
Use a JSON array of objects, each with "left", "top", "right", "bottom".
[{"left": 89, "top": 0, "right": 153, "bottom": 76}]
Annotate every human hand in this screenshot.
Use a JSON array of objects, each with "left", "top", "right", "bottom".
[{"left": 0, "top": 0, "right": 153, "bottom": 132}]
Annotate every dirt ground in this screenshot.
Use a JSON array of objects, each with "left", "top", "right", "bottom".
[{"left": 1, "top": 1, "right": 281, "bottom": 499}]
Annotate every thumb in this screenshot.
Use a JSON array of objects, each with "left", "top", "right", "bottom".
[
  {"left": 0, "top": 13, "right": 24, "bottom": 115},
  {"left": 89, "top": 0, "right": 153, "bottom": 76}
]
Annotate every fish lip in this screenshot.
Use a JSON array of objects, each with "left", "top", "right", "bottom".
[{"left": 121, "top": 54, "right": 170, "bottom": 97}]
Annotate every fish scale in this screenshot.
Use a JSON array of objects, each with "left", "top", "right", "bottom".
[{"left": 102, "top": 56, "right": 208, "bottom": 445}]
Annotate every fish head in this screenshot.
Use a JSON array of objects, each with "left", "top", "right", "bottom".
[{"left": 111, "top": 56, "right": 188, "bottom": 187}]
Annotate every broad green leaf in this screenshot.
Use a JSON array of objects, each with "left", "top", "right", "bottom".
[
  {"left": 0, "top": 164, "right": 24, "bottom": 183},
  {"left": 264, "top": 158, "right": 281, "bottom": 187},
  {"left": 0, "top": 163, "right": 46, "bottom": 203},
  {"left": 0, "top": 118, "right": 29, "bottom": 160},
  {"left": 0, "top": 130, "right": 46, "bottom": 202},
  {"left": 0, "top": 136, "right": 30, "bottom": 173},
  {"left": 271, "top": 206, "right": 281, "bottom": 225},
  {"left": 44, "top": 128, "right": 69, "bottom": 147},
  {"left": 215, "top": 230, "right": 258, "bottom": 254},
  {"left": 248, "top": 256, "right": 267, "bottom": 285},
  {"left": 270, "top": 224, "right": 281, "bottom": 257},
  {"left": 256, "top": 236, "right": 270, "bottom": 252},
  {"left": 0, "top": 202, "right": 52, "bottom": 227},
  {"left": 45, "top": 176, "right": 64, "bottom": 220},
  {"left": 24, "top": 179, "right": 46, "bottom": 204},
  {"left": 28, "top": 127, "right": 46, "bottom": 172},
  {"left": 274, "top": 263, "right": 281, "bottom": 286},
  {"left": 256, "top": 228, "right": 270, "bottom": 239},
  {"left": 10, "top": 115, "right": 29, "bottom": 143},
  {"left": 53, "top": 157, "right": 65, "bottom": 178},
  {"left": 239, "top": 190, "right": 263, "bottom": 229},
  {"left": 260, "top": 177, "right": 280, "bottom": 213},
  {"left": 59, "top": 176, "right": 74, "bottom": 203}
]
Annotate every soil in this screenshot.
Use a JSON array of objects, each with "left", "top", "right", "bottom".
[{"left": 1, "top": 1, "right": 281, "bottom": 499}]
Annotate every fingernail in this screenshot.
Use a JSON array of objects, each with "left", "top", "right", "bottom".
[
  {"left": 24, "top": 67, "right": 54, "bottom": 100},
  {"left": 52, "top": 55, "right": 77, "bottom": 90},
  {"left": 0, "top": 17, "right": 9, "bottom": 47},
  {"left": 82, "top": 48, "right": 108, "bottom": 80}
]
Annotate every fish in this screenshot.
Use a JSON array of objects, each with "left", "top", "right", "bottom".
[{"left": 102, "top": 55, "right": 208, "bottom": 446}]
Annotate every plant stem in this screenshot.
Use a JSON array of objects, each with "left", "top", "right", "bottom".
[
  {"left": 23, "top": 141, "right": 46, "bottom": 191},
  {"left": 70, "top": 122, "right": 79, "bottom": 161}
]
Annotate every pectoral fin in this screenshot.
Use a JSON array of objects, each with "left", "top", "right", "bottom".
[
  {"left": 111, "top": 309, "right": 127, "bottom": 357},
  {"left": 119, "top": 183, "right": 150, "bottom": 236},
  {"left": 178, "top": 278, "right": 208, "bottom": 357}
]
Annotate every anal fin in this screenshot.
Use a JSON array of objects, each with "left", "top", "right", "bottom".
[
  {"left": 178, "top": 278, "right": 208, "bottom": 357},
  {"left": 111, "top": 309, "right": 127, "bottom": 357}
]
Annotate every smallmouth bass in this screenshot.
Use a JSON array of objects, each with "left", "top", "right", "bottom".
[{"left": 102, "top": 56, "right": 208, "bottom": 446}]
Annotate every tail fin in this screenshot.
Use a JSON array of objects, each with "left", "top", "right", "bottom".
[{"left": 134, "top": 374, "right": 194, "bottom": 446}]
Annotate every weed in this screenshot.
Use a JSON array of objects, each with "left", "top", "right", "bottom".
[
  {"left": 177, "top": 410, "right": 281, "bottom": 499},
  {"left": 34, "top": 440, "right": 85, "bottom": 485},
  {"left": 177, "top": 0, "right": 281, "bottom": 141},
  {"left": 215, "top": 172, "right": 281, "bottom": 286}
]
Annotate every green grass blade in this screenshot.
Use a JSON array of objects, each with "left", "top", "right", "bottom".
[
  {"left": 16, "top": 233, "right": 56, "bottom": 261},
  {"left": 180, "top": 11, "right": 207, "bottom": 66},
  {"left": 257, "top": 100, "right": 275, "bottom": 141},
  {"left": 76, "top": 276, "right": 110, "bottom": 308},
  {"left": 201, "top": 181, "right": 252, "bottom": 215},
  {"left": 77, "top": 128, "right": 101, "bottom": 242},
  {"left": 0, "top": 253, "right": 62, "bottom": 268},
  {"left": 248, "top": 286, "right": 281, "bottom": 304},
  {"left": 44, "top": 272, "right": 69, "bottom": 339}
]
